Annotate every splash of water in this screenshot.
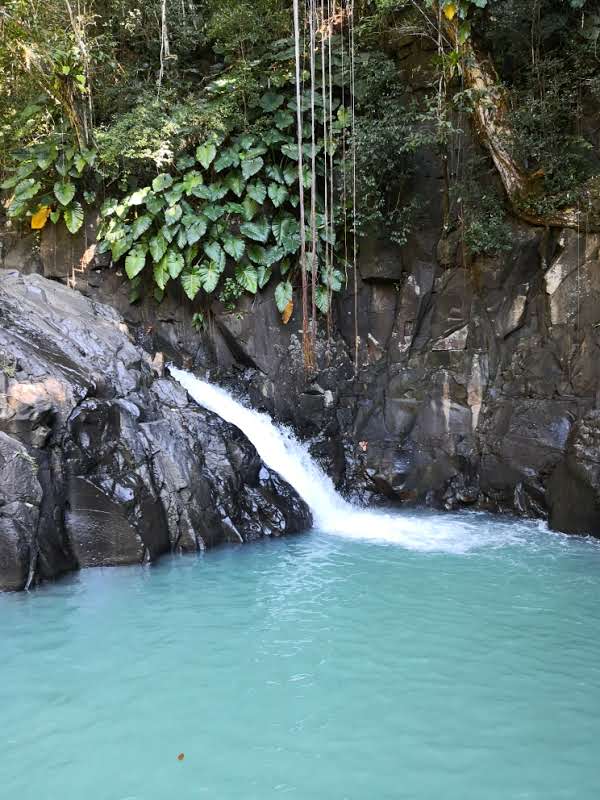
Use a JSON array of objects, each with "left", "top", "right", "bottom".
[{"left": 169, "top": 366, "right": 547, "bottom": 553}]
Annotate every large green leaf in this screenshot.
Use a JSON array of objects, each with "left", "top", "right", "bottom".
[
  {"left": 152, "top": 173, "right": 173, "bottom": 192},
  {"left": 274, "top": 280, "right": 293, "bottom": 313},
  {"left": 203, "top": 241, "right": 225, "bottom": 271},
  {"left": 274, "top": 110, "right": 294, "bottom": 129},
  {"left": 36, "top": 145, "right": 57, "bottom": 170},
  {"left": 261, "top": 129, "right": 287, "bottom": 146},
  {"left": 14, "top": 177, "right": 41, "bottom": 200},
  {"left": 280, "top": 143, "right": 299, "bottom": 161},
  {"left": 153, "top": 254, "right": 170, "bottom": 290},
  {"left": 235, "top": 264, "right": 258, "bottom": 294},
  {"left": 139, "top": 192, "right": 158, "bottom": 214},
  {"left": 266, "top": 165, "right": 285, "bottom": 184},
  {"left": 324, "top": 267, "right": 344, "bottom": 291},
  {"left": 127, "top": 187, "right": 150, "bottom": 206},
  {"left": 149, "top": 232, "right": 168, "bottom": 263},
  {"left": 164, "top": 204, "right": 182, "bottom": 225},
  {"left": 132, "top": 214, "right": 153, "bottom": 240},
  {"left": 241, "top": 157, "right": 264, "bottom": 180},
  {"left": 199, "top": 261, "right": 221, "bottom": 293},
  {"left": 241, "top": 196, "right": 259, "bottom": 221},
  {"left": 161, "top": 224, "right": 177, "bottom": 243},
  {"left": 283, "top": 165, "right": 297, "bottom": 186},
  {"left": 166, "top": 250, "right": 185, "bottom": 279},
  {"left": 181, "top": 268, "right": 202, "bottom": 300},
  {"left": 101, "top": 197, "right": 119, "bottom": 217},
  {"left": 272, "top": 216, "right": 300, "bottom": 254},
  {"left": 185, "top": 216, "right": 208, "bottom": 245},
  {"left": 315, "top": 284, "right": 330, "bottom": 314},
  {"left": 54, "top": 180, "right": 75, "bottom": 206},
  {"left": 164, "top": 185, "right": 184, "bottom": 206},
  {"left": 247, "top": 244, "right": 267, "bottom": 265},
  {"left": 268, "top": 182, "right": 288, "bottom": 208},
  {"left": 196, "top": 142, "right": 217, "bottom": 170},
  {"left": 246, "top": 180, "right": 267, "bottom": 204},
  {"left": 223, "top": 235, "right": 245, "bottom": 261},
  {"left": 181, "top": 170, "right": 203, "bottom": 195},
  {"left": 63, "top": 202, "right": 84, "bottom": 234},
  {"left": 203, "top": 204, "right": 225, "bottom": 222},
  {"left": 111, "top": 234, "right": 133, "bottom": 262},
  {"left": 177, "top": 225, "right": 188, "bottom": 250},
  {"left": 264, "top": 245, "right": 285, "bottom": 265},
  {"left": 240, "top": 216, "right": 270, "bottom": 243},
  {"left": 257, "top": 265, "right": 272, "bottom": 289},
  {"left": 125, "top": 244, "right": 148, "bottom": 279},
  {"left": 214, "top": 147, "right": 240, "bottom": 172},
  {"left": 260, "top": 92, "right": 285, "bottom": 112},
  {"left": 224, "top": 171, "right": 245, "bottom": 198}
]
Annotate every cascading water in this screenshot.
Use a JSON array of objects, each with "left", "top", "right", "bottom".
[{"left": 170, "top": 366, "right": 548, "bottom": 553}]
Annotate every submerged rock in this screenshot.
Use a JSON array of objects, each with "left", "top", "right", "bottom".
[{"left": 0, "top": 271, "right": 311, "bottom": 591}]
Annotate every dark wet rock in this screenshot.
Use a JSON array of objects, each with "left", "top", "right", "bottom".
[{"left": 0, "top": 271, "right": 311, "bottom": 591}]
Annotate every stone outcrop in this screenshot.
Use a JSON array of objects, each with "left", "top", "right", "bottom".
[
  {"left": 6, "top": 208, "right": 598, "bottom": 539},
  {"left": 0, "top": 271, "right": 311, "bottom": 591}
]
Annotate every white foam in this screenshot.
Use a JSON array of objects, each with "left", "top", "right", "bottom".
[{"left": 169, "top": 367, "right": 544, "bottom": 554}]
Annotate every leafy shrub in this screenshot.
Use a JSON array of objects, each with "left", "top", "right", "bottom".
[
  {"left": 1, "top": 135, "right": 97, "bottom": 233},
  {"left": 97, "top": 72, "right": 345, "bottom": 315}
]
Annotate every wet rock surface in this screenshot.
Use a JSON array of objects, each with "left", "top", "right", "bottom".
[
  {"left": 65, "top": 222, "right": 599, "bottom": 538},
  {"left": 0, "top": 271, "right": 311, "bottom": 591},
  {"left": 11, "top": 212, "right": 599, "bottom": 540}
]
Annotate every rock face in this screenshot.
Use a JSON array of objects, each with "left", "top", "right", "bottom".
[
  {"left": 8, "top": 212, "right": 599, "bottom": 540},
  {"left": 0, "top": 271, "right": 311, "bottom": 591}
]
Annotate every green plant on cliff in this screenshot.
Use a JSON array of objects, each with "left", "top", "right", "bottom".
[
  {"left": 1, "top": 135, "right": 97, "bottom": 233},
  {"left": 95, "top": 42, "right": 346, "bottom": 316}
]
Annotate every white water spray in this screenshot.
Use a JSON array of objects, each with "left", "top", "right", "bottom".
[{"left": 170, "top": 367, "right": 546, "bottom": 553}]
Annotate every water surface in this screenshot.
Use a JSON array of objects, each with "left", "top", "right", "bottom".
[{"left": 2, "top": 513, "right": 600, "bottom": 800}]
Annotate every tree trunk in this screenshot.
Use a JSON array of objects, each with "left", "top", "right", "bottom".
[{"left": 443, "top": 18, "right": 599, "bottom": 231}]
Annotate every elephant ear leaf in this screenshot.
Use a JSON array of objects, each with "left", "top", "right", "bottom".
[
  {"left": 54, "top": 180, "right": 75, "bottom": 206},
  {"left": 63, "top": 202, "right": 84, "bottom": 234},
  {"left": 257, "top": 265, "right": 271, "bottom": 289},
  {"left": 235, "top": 264, "right": 258, "bottom": 294},
  {"left": 274, "top": 280, "right": 292, "bottom": 313},
  {"left": 240, "top": 216, "right": 270, "bottom": 243},
  {"left": 196, "top": 142, "right": 217, "bottom": 170},
  {"left": 223, "top": 235, "right": 245, "bottom": 261},
  {"left": 315, "top": 285, "right": 330, "bottom": 314},
  {"left": 199, "top": 261, "right": 221, "bottom": 293},
  {"left": 181, "top": 267, "right": 202, "bottom": 300},
  {"left": 241, "top": 157, "right": 263, "bottom": 180},
  {"left": 268, "top": 183, "right": 288, "bottom": 208},
  {"left": 125, "top": 243, "right": 147, "bottom": 280}
]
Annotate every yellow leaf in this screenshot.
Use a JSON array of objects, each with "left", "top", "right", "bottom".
[
  {"left": 31, "top": 205, "right": 51, "bottom": 230},
  {"left": 282, "top": 299, "right": 293, "bottom": 325},
  {"left": 443, "top": 2, "right": 457, "bottom": 20}
]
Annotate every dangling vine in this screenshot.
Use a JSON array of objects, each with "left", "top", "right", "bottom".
[{"left": 293, "top": 0, "right": 311, "bottom": 369}]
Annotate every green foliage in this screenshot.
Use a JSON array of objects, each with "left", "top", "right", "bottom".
[
  {"left": 464, "top": 205, "right": 512, "bottom": 257},
  {"left": 205, "top": 0, "right": 290, "bottom": 62},
  {"left": 96, "top": 51, "right": 346, "bottom": 315},
  {"left": 349, "top": 52, "right": 448, "bottom": 245},
  {"left": 1, "top": 136, "right": 96, "bottom": 233}
]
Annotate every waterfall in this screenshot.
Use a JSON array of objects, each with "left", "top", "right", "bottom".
[{"left": 169, "top": 367, "right": 542, "bottom": 553}]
